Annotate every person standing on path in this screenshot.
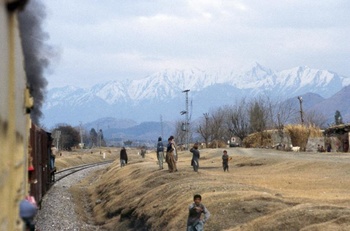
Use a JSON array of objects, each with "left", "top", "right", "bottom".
[
  {"left": 190, "top": 143, "right": 200, "bottom": 172},
  {"left": 169, "top": 135, "right": 178, "bottom": 161},
  {"left": 187, "top": 194, "right": 210, "bottom": 231},
  {"left": 120, "top": 147, "right": 128, "bottom": 167},
  {"left": 222, "top": 150, "right": 231, "bottom": 172},
  {"left": 166, "top": 137, "right": 177, "bottom": 172},
  {"left": 156, "top": 137, "right": 164, "bottom": 169}
]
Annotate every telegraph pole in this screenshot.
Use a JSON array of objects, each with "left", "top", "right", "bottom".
[
  {"left": 297, "top": 96, "right": 304, "bottom": 125},
  {"left": 160, "top": 115, "right": 164, "bottom": 139},
  {"left": 183, "top": 89, "right": 190, "bottom": 150},
  {"left": 55, "top": 130, "right": 61, "bottom": 150},
  {"left": 79, "top": 121, "right": 84, "bottom": 149}
]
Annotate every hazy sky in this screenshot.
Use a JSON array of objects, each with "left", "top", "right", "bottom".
[{"left": 42, "top": 0, "right": 350, "bottom": 89}]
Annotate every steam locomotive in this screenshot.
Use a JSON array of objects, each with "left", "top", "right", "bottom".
[{"left": 1, "top": 1, "right": 53, "bottom": 230}]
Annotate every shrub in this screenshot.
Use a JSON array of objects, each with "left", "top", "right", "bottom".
[
  {"left": 207, "top": 140, "right": 227, "bottom": 148},
  {"left": 242, "top": 132, "right": 272, "bottom": 148},
  {"left": 285, "top": 124, "right": 310, "bottom": 151}
]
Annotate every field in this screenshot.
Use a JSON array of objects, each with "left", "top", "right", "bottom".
[{"left": 57, "top": 147, "right": 350, "bottom": 230}]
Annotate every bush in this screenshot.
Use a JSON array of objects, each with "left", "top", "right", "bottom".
[
  {"left": 242, "top": 132, "right": 272, "bottom": 148},
  {"left": 207, "top": 140, "right": 227, "bottom": 148},
  {"left": 285, "top": 124, "right": 310, "bottom": 151}
]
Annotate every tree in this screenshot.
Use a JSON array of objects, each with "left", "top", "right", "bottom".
[
  {"left": 97, "top": 129, "right": 106, "bottom": 147},
  {"left": 273, "top": 99, "right": 297, "bottom": 144},
  {"left": 52, "top": 124, "right": 80, "bottom": 150},
  {"left": 226, "top": 99, "right": 250, "bottom": 141},
  {"left": 208, "top": 107, "right": 228, "bottom": 146},
  {"left": 249, "top": 100, "right": 267, "bottom": 133},
  {"left": 197, "top": 113, "right": 211, "bottom": 148},
  {"left": 124, "top": 140, "right": 132, "bottom": 146},
  {"left": 89, "top": 128, "right": 98, "bottom": 147},
  {"left": 174, "top": 120, "right": 186, "bottom": 146},
  {"left": 304, "top": 110, "right": 327, "bottom": 128},
  {"left": 334, "top": 110, "right": 343, "bottom": 125},
  {"left": 248, "top": 97, "right": 273, "bottom": 147}
]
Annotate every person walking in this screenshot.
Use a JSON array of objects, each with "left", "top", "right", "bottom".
[
  {"left": 190, "top": 143, "right": 200, "bottom": 172},
  {"left": 222, "top": 150, "right": 231, "bottom": 172},
  {"left": 156, "top": 137, "right": 164, "bottom": 169},
  {"left": 169, "top": 135, "right": 178, "bottom": 161},
  {"left": 166, "top": 136, "right": 177, "bottom": 172},
  {"left": 187, "top": 194, "right": 210, "bottom": 231},
  {"left": 120, "top": 147, "right": 128, "bottom": 167}
]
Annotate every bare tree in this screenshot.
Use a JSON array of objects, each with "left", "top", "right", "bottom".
[
  {"left": 304, "top": 110, "right": 328, "bottom": 128},
  {"left": 197, "top": 113, "right": 211, "bottom": 148},
  {"left": 225, "top": 99, "right": 250, "bottom": 141},
  {"left": 174, "top": 120, "right": 186, "bottom": 146},
  {"left": 273, "top": 99, "right": 297, "bottom": 144},
  {"left": 209, "top": 107, "right": 228, "bottom": 144}
]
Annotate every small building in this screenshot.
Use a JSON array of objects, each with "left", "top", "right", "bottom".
[{"left": 323, "top": 123, "right": 350, "bottom": 152}]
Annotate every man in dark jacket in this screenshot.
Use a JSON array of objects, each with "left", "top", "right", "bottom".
[{"left": 120, "top": 147, "right": 128, "bottom": 167}]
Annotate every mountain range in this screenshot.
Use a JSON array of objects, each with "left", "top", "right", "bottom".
[{"left": 42, "top": 62, "right": 350, "bottom": 140}]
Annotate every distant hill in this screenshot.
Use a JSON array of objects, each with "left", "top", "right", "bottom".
[
  {"left": 43, "top": 64, "right": 350, "bottom": 141},
  {"left": 310, "top": 85, "right": 350, "bottom": 123},
  {"left": 42, "top": 63, "right": 350, "bottom": 128}
]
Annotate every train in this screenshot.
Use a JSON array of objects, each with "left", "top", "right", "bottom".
[{"left": 1, "top": 1, "right": 54, "bottom": 230}]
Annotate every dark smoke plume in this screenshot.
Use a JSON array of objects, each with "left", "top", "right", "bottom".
[{"left": 18, "top": 0, "right": 51, "bottom": 125}]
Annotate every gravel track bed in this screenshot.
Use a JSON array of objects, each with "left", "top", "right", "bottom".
[{"left": 35, "top": 165, "right": 106, "bottom": 231}]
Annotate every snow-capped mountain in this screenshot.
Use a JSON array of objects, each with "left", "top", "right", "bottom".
[{"left": 42, "top": 63, "right": 350, "bottom": 128}]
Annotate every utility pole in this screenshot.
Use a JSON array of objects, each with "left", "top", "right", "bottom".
[
  {"left": 160, "top": 115, "right": 164, "bottom": 139},
  {"left": 203, "top": 113, "right": 209, "bottom": 148},
  {"left": 55, "top": 130, "right": 61, "bottom": 150},
  {"left": 182, "top": 89, "right": 190, "bottom": 150},
  {"left": 79, "top": 121, "right": 84, "bottom": 149},
  {"left": 277, "top": 113, "right": 283, "bottom": 144},
  {"left": 297, "top": 96, "right": 304, "bottom": 125}
]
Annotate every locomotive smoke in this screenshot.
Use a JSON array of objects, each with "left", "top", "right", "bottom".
[{"left": 18, "top": 0, "right": 51, "bottom": 125}]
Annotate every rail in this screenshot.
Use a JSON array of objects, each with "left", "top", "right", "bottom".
[{"left": 54, "top": 160, "right": 114, "bottom": 182}]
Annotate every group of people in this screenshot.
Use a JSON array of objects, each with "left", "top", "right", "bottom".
[
  {"left": 157, "top": 136, "right": 178, "bottom": 172},
  {"left": 190, "top": 145, "right": 232, "bottom": 173},
  {"left": 157, "top": 136, "right": 232, "bottom": 174},
  {"left": 317, "top": 144, "right": 332, "bottom": 152},
  {"left": 120, "top": 134, "right": 232, "bottom": 174}
]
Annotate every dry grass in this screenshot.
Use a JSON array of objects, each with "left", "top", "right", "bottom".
[
  {"left": 285, "top": 124, "right": 310, "bottom": 150},
  {"left": 207, "top": 140, "right": 228, "bottom": 148},
  {"left": 64, "top": 147, "right": 350, "bottom": 230},
  {"left": 243, "top": 132, "right": 272, "bottom": 148}
]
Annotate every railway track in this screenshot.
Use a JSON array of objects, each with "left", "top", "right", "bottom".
[{"left": 54, "top": 160, "right": 114, "bottom": 182}]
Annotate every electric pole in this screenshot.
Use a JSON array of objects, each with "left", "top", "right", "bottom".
[
  {"left": 297, "top": 96, "right": 304, "bottom": 125},
  {"left": 55, "top": 130, "right": 61, "bottom": 150},
  {"left": 79, "top": 121, "right": 84, "bottom": 149},
  {"left": 160, "top": 115, "right": 164, "bottom": 139},
  {"left": 183, "top": 89, "right": 190, "bottom": 150}
]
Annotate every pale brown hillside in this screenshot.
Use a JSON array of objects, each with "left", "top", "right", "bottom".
[{"left": 70, "top": 148, "right": 350, "bottom": 231}]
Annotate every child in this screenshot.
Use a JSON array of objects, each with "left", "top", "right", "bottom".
[
  {"left": 222, "top": 150, "right": 231, "bottom": 172},
  {"left": 190, "top": 143, "right": 200, "bottom": 172},
  {"left": 187, "top": 194, "right": 210, "bottom": 231}
]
